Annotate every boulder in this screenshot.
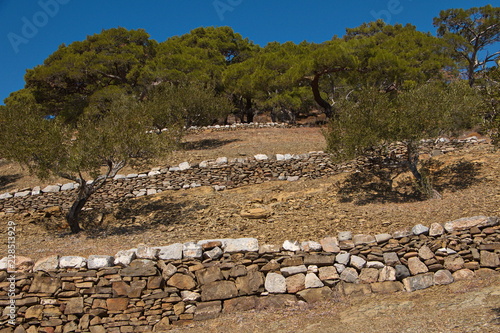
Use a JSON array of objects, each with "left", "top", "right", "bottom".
[
  {"left": 114, "top": 250, "right": 136, "bottom": 266},
  {"left": 352, "top": 234, "right": 376, "bottom": 246},
  {"left": 434, "top": 270, "right": 454, "bottom": 285},
  {"left": 320, "top": 237, "right": 340, "bottom": 253},
  {"left": 286, "top": 273, "right": 306, "bottom": 293},
  {"left": 429, "top": 223, "right": 444, "bottom": 236},
  {"left": 282, "top": 240, "right": 301, "bottom": 252},
  {"left": 340, "top": 267, "right": 358, "bottom": 283},
  {"left": 167, "top": 273, "right": 196, "bottom": 290}
]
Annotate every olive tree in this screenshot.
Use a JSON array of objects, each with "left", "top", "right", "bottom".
[
  {"left": 325, "top": 81, "right": 482, "bottom": 198},
  {"left": 0, "top": 93, "right": 162, "bottom": 233}
]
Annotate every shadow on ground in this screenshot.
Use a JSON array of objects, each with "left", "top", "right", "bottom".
[
  {"left": 182, "top": 138, "right": 240, "bottom": 151},
  {"left": 338, "top": 159, "right": 483, "bottom": 205},
  {"left": 80, "top": 195, "right": 208, "bottom": 238},
  {"left": 0, "top": 174, "right": 22, "bottom": 191}
]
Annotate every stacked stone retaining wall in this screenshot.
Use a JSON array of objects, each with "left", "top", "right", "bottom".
[
  {"left": 0, "top": 136, "right": 486, "bottom": 215},
  {"left": 0, "top": 216, "right": 499, "bottom": 332}
]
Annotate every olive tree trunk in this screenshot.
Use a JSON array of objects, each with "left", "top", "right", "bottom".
[{"left": 62, "top": 161, "right": 125, "bottom": 233}]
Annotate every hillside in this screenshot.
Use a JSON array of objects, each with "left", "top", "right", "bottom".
[{"left": 1, "top": 126, "right": 499, "bottom": 332}]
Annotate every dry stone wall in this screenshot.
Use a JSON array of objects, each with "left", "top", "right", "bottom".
[
  {"left": 0, "top": 136, "right": 486, "bottom": 215},
  {"left": 1, "top": 216, "right": 499, "bottom": 332}
]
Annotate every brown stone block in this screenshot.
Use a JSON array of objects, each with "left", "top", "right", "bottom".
[
  {"left": 201, "top": 280, "right": 238, "bottom": 301},
  {"left": 106, "top": 298, "right": 129, "bottom": 311},
  {"left": 223, "top": 296, "right": 258, "bottom": 313},
  {"left": 338, "top": 282, "right": 372, "bottom": 296},
  {"left": 167, "top": 273, "right": 196, "bottom": 290},
  {"left": 194, "top": 301, "right": 222, "bottom": 321},
  {"left": 297, "top": 286, "right": 335, "bottom": 303},
  {"left": 371, "top": 281, "right": 404, "bottom": 293}
]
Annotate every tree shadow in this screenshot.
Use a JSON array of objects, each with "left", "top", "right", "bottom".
[
  {"left": 81, "top": 194, "right": 208, "bottom": 238},
  {"left": 491, "top": 307, "right": 500, "bottom": 325},
  {"left": 427, "top": 160, "right": 483, "bottom": 193},
  {"left": 338, "top": 159, "right": 483, "bottom": 205},
  {"left": 338, "top": 170, "right": 422, "bottom": 205},
  {"left": 0, "top": 174, "right": 22, "bottom": 191},
  {"left": 182, "top": 138, "right": 240, "bottom": 151}
]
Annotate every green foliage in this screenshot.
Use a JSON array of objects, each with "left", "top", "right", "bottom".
[
  {"left": 143, "top": 82, "right": 232, "bottom": 135},
  {"left": 142, "top": 26, "right": 257, "bottom": 90},
  {"left": 481, "top": 65, "right": 500, "bottom": 145},
  {"left": 0, "top": 92, "right": 165, "bottom": 232},
  {"left": 325, "top": 81, "right": 481, "bottom": 199},
  {"left": 24, "top": 27, "right": 156, "bottom": 123},
  {"left": 0, "top": 98, "right": 66, "bottom": 180},
  {"left": 434, "top": 5, "right": 500, "bottom": 86},
  {"left": 326, "top": 81, "right": 482, "bottom": 162}
]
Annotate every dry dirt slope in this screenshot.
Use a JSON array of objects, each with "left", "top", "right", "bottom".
[{"left": 1, "top": 126, "right": 500, "bottom": 332}]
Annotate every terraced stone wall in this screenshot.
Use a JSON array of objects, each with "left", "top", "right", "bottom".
[
  {"left": 0, "top": 136, "right": 485, "bottom": 215},
  {"left": 0, "top": 216, "right": 498, "bottom": 332}
]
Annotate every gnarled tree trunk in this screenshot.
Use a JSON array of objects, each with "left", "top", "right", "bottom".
[{"left": 310, "top": 73, "right": 334, "bottom": 118}]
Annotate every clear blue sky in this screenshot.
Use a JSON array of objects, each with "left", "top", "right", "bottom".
[{"left": 0, "top": 0, "right": 497, "bottom": 103}]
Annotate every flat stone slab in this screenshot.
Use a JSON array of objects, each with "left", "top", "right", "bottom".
[
  {"left": 59, "top": 256, "right": 86, "bottom": 269},
  {"left": 157, "top": 243, "right": 183, "bottom": 260},
  {"left": 183, "top": 242, "right": 203, "bottom": 259},
  {"left": 41, "top": 185, "right": 60, "bottom": 193},
  {"left": 224, "top": 238, "right": 259, "bottom": 253},
  {"left": 443, "top": 216, "right": 499, "bottom": 233},
  {"left": 353, "top": 234, "right": 376, "bottom": 246},
  {"left": 33, "top": 255, "right": 59, "bottom": 272},
  {"left": 281, "top": 265, "right": 307, "bottom": 277},
  {"left": 87, "top": 255, "right": 114, "bottom": 269},
  {"left": 402, "top": 273, "right": 434, "bottom": 292},
  {"left": 120, "top": 259, "right": 157, "bottom": 277}
]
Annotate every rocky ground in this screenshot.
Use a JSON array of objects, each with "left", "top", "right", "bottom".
[{"left": 1, "top": 126, "right": 500, "bottom": 332}]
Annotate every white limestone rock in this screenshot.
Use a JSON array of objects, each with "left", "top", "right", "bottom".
[
  {"left": 305, "top": 273, "right": 324, "bottom": 288},
  {"left": 183, "top": 242, "right": 203, "bottom": 259},
  {"left": 114, "top": 250, "right": 136, "bottom": 266},
  {"left": 157, "top": 243, "right": 184, "bottom": 260},
  {"left": 42, "top": 185, "right": 60, "bottom": 193},
  {"left": 265, "top": 272, "right": 286, "bottom": 293},
  {"left": 282, "top": 240, "right": 301, "bottom": 252},
  {"left": 59, "top": 256, "right": 86, "bottom": 269},
  {"left": 280, "top": 265, "right": 307, "bottom": 277},
  {"left": 224, "top": 238, "right": 259, "bottom": 253},
  {"left": 87, "top": 255, "right": 114, "bottom": 269}
]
